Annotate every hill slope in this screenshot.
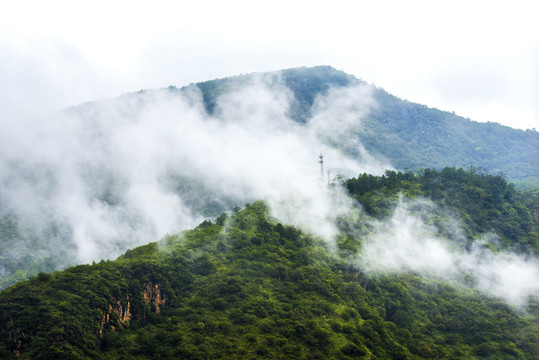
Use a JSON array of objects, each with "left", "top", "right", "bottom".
[{"left": 1, "top": 171, "right": 538, "bottom": 359}]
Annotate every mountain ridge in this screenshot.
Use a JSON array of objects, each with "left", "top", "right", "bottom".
[
  {"left": 183, "top": 66, "right": 538, "bottom": 188},
  {"left": 62, "top": 65, "right": 538, "bottom": 188}
]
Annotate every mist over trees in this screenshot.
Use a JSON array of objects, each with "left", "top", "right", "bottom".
[
  {"left": 345, "top": 167, "right": 537, "bottom": 254},
  {"left": 1, "top": 193, "right": 538, "bottom": 358},
  {"left": 195, "top": 66, "right": 538, "bottom": 189},
  {"left": 0, "top": 66, "right": 538, "bottom": 358}
]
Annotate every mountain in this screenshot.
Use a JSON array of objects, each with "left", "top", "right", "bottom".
[
  {"left": 192, "top": 66, "right": 539, "bottom": 189},
  {"left": 1, "top": 169, "right": 538, "bottom": 358},
  {"left": 1, "top": 65, "right": 538, "bottom": 294}
]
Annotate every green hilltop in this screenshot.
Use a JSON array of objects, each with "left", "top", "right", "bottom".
[{"left": 1, "top": 169, "right": 537, "bottom": 359}]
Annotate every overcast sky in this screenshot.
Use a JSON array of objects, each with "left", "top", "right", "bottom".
[{"left": 1, "top": 0, "right": 538, "bottom": 129}]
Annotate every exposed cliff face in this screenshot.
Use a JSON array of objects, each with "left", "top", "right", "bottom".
[
  {"left": 110, "top": 295, "right": 132, "bottom": 326},
  {"left": 98, "top": 283, "right": 166, "bottom": 338},
  {"left": 99, "top": 312, "right": 108, "bottom": 338},
  {"left": 143, "top": 282, "right": 166, "bottom": 313},
  {"left": 99, "top": 295, "right": 132, "bottom": 337},
  {"left": 4, "top": 318, "right": 25, "bottom": 358}
]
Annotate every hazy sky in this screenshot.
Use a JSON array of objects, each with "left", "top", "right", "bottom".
[{"left": 1, "top": 0, "right": 538, "bottom": 129}]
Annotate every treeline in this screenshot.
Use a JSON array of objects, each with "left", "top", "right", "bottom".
[
  {"left": 345, "top": 167, "right": 538, "bottom": 254},
  {"left": 1, "top": 200, "right": 538, "bottom": 358}
]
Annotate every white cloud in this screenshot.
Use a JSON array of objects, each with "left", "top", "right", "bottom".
[
  {"left": 357, "top": 197, "right": 539, "bottom": 307},
  {"left": 1, "top": 1, "right": 538, "bottom": 128},
  {"left": 0, "top": 75, "right": 381, "bottom": 265}
]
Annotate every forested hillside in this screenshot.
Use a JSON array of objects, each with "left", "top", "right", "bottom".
[
  {"left": 1, "top": 170, "right": 538, "bottom": 359},
  {"left": 345, "top": 167, "right": 538, "bottom": 255},
  {"left": 361, "top": 90, "right": 539, "bottom": 189}
]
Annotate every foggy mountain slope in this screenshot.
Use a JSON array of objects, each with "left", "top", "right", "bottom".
[
  {"left": 1, "top": 202, "right": 538, "bottom": 359},
  {"left": 189, "top": 66, "right": 539, "bottom": 188},
  {"left": 193, "top": 66, "right": 355, "bottom": 122},
  {"left": 0, "top": 69, "right": 381, "bottom": 290},
  {"left": 1, "top": 59, "right": 538, "bottom": 357},
  {"left": 1, "top": 65, "right": 538, "bottom": 291}
]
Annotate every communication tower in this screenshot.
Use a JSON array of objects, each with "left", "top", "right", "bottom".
[{"left": 319, "top": 154, "right": 324, "bottom": 179}]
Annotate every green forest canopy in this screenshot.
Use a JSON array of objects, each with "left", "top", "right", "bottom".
[{"left": 1, "top": 168, "right": 538, "bottom": 359}]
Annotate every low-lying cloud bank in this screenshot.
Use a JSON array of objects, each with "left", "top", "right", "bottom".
[{"left": 0, "top": 74, "right": 384, "bottom": 265}]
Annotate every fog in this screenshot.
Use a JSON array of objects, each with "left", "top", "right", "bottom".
[
  {"left": 0, "top": 74, "right": 383, "bottom": 266},
  {"left": 358, "top": 197, "right": 539, "bottom": 307},
  {"left": 0, "top": 73, "right": 537, "bottom": 307}
]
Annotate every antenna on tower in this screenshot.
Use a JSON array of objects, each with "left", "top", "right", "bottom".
[{"left": 319, "top": 154, "right": 325, "bottom": 180}]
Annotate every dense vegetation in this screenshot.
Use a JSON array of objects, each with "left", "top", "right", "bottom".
[
  {"left": 1, "top": 170, "right": 538, "bottom": 359},
  {"left": 345, "top": 167, "right": 538, "bottom": 255},
  {"left": 361, "top": 91, "right": 539, "bottom": 190}
]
